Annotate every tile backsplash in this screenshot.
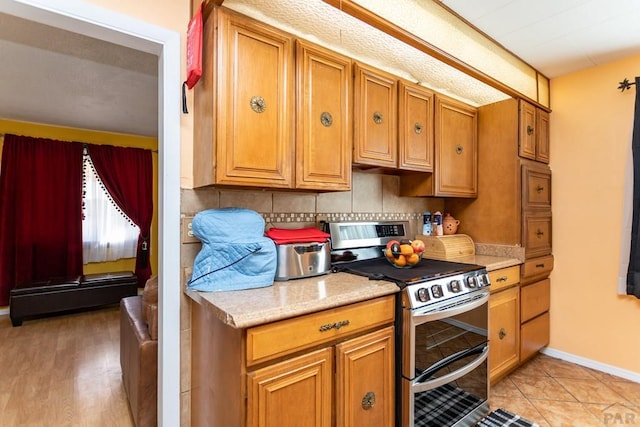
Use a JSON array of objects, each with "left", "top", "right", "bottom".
[
  {"left": 180, "top": 171, "right": 445, "bottom": 273},
  {"left": 181, "top": 171, "right": 442, "bottom": 219}
]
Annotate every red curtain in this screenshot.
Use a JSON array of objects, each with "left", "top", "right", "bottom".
[
  {"left": 87, "top": 144, "right": 153, "bottom": 286},
  {"left": 0, "top": 135, "right": 84, "bottom": 305}
]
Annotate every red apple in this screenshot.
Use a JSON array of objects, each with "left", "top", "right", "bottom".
[{"left": 411, "top": 239, "right": 425, "bottom": 254}]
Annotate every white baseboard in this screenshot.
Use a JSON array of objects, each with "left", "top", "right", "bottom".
[
  {"left": 542, "top": 347, "right": 640, "bottom": 383},
  {"left": 0, "top": 306, "right": 8, "bottom": 316}
]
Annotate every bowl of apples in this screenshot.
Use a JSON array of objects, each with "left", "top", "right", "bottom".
[{"left": 383, "top": 239, "right": 425, "bottom": 268}]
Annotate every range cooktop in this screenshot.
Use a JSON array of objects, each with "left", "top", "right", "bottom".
[{"left": 333, "top": 256, "right": 483, "bottom": 286}]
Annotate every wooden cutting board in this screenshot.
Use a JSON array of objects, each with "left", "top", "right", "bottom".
[{"left": 414, "top": 234, "right": 475, "bottom": 260}]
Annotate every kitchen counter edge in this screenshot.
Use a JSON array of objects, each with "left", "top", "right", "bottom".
[
  {"left": 185, "top": 272, "right": 399, "bottom": 329},
  {"left": 185, "top": 255, "right": 519, "bottom": 329}
]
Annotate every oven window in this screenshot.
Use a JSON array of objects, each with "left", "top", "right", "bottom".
[
  {"left": 411, "top": 306, "right": 489, "bottom": 426},
  {"left": 413, "top": 305, "right": 488, "bottom": 393}
]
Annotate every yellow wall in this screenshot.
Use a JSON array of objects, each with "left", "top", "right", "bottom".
[
  {"left": 550, "top": 54, "right": 640, "bottom": 373},
  {"left": 0, "top": 119, "right": 159, "bottom": 278}
]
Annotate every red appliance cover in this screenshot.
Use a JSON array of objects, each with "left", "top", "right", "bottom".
[{"left": 265, "top": 227, "right": 330, "bottom": 245}]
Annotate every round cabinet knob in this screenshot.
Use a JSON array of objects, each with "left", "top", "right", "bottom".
[{"left": 416, "top": 288, "right": 430, "bottom": 302}]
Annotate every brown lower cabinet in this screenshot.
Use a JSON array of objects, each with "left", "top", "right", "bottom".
[
  {"left": 191, "top": 295, "right": 395, "bottom": 427},
  {"left": 521, "top": 312, "right": 550, "bottom": 362},
  {"left": 488, "top": 266, "right": 521, "bottom": 383},
  {"left": 489, "top": 261, "right": 553, "bottom": 383}
]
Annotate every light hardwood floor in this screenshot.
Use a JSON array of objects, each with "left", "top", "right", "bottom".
[{"left": 0, "top": 305, "right": 134, "bottom": 427}]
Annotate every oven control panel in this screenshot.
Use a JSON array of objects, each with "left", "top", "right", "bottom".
[
  {"left": 328, "top": 220, "right": 411, "bottom": 250},
  {"left": 406, "top": 270, "right": 490, "bottom": 310}
]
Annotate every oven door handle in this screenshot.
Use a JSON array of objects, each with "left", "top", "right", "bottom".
[
  {"left": 412, "top": 342, "right": 488, "bottom": 392},
  {"left": 411, "top": 291, "right": 489, "bottom": 323}
]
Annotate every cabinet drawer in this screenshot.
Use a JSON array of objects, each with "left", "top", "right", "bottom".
[
  {"left": 488, "top": 265, "right": 520, "bottom": 293},
  {"left": 522, "top": 163, "right": 551, "bottom": 209},
  {"left": 521, "top": 254, "right": 553, "bottom": 284},
  {"left": 520, "top": 312, "right": 550, "bottom": 362},
  {"left": 521, "top": 279, "right": 550, "bottom": 322},
  {"left": 246, "top": 295, "right": 395, "bottom": 366},
  {"left": 523, "top": 210, "right": 552, "bottom": 258}
]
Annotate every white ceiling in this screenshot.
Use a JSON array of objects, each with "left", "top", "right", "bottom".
[
  {"left": 1, "top": 1, "right": 639, "bottom": 138},
  {"left": 0, "top": 12, "right": 158, "bottom": 137},
  {"left": 440, "top": 0, "right": 640, "bottom": 79}
]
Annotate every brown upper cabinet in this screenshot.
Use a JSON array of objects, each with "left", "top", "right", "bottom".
[
  {"left": 194, "top": 8, "right": 352, "bottom": 191},
  {"left": 445, "top": 98, "right": 551, "bottom": 255},
  {"left": 295, "top": 40, "right": 352, "bottom": 191},
  {"left": 400, "top": 94, "right": 478, "bottom": 197},
  {"left": 353, "top": 64, "right": 438, "bottom": 173},
  {"left": 353, "top": 63, "right": 398, "bottom": 169},
  {"left": 398, "top": 80, "right": 435, "bottom": 172},
  {"left": 194, "top": 6, "right": 479, "bottom": 193},
  {"left": 519, "top": 100, "right": 550, "bottom": 163},
  {"left": 194, "top": 8, "right": 294, "bottom": 188}
]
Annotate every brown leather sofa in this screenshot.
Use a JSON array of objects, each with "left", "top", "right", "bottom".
[{"left": 120, "top": 276, "right": 158, "bottom": 426}]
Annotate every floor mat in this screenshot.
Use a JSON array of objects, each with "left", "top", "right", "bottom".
[{"left": 477, "top": 408, "right": 540, "bottom": 427}]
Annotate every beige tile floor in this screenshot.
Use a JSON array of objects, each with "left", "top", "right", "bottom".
[{"left": 491, "top": 354, "right": 640, "bottom": 427}]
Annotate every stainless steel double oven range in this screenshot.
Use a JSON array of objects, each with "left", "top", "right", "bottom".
[{"left": 328, "top": 220, "right": 491, "bottom": 427}]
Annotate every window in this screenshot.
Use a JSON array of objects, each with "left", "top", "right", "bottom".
[{"left": 82, "top": 154, "right": 139, "bottom": 263}]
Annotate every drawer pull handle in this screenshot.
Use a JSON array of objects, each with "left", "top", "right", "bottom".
[
  {"left": 414, "top": 122, "right": 423, "bottom": 134},
  {"left": 536, "top": 229, "right": 544, "bottom": 237},
  {"left": 362, "top": 391, "right": 376, "bottom": 410},
  {"left": 499, "top": 328, "right": 507, "bottom": 339},
  {"left": 373, "top": 111, "right": 383, "bottom": 124},
  {"left": 527, "top": 125, "right": 534, "bottom": 135},
  {"left": 456, "top": 144, "right": 464, "bottom": 154},
  {"left": 496, "top": 276, "right": 508, "bottom": 282},
  {"left": 536, "top": 185, "right": 544, "bottom": 193},
  {"left": 536, "top": 263, "right": 545, "bottom": 268},
  {"left": 319, "top": 319, "right": 350, "bottom": 332}
]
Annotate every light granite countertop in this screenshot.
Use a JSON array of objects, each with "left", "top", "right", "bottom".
[
  {"left": 185, "top": 254, "right": 521, "bottom": 329},
  {"left": 186, "top": 272, "right": 399, "bottom": 329}
]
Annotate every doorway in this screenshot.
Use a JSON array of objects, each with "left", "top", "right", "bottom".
[{"left": 0, "top": 1, "right": 181, "bottom": 425}]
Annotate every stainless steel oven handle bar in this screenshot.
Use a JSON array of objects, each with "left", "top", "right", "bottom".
[
  {"left": 410, "top": 291, "right": 489, "bottom": 324},
  {"left": 411, "top": 344, "right": 489, "bottom": 394},
  {"left": 413, "top": 341, "right": 487, "bottom": 385}
]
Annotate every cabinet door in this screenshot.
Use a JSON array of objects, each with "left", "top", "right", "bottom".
[
  {"left": 216, "top": 10, "right": 294, "bottom": 188},
  {"left": 247, "top": 347, "right": 333, "bottom": 427},
  {"left": 536, "top": 108, "right": 550, "bottom": 163},
  {"left": 398, "top": 81, "right": 434, "bottom": 172},
  {"left": 434, "top": 95, "right": 478, "bottom": 197},
  {"left": 519, "top": 100, "right": 537, "bottom": 161},
  {"left": 296, "top": 40, "right": 352, "bottom": 191},
  {"left": 489, "top": 286, "right": 520, "bottom": 383},
  {"left": 522, "top": 210, "right": 552, "bottom": 259},
  {"left": 336, "top": 327, "right": 395, "bottom": 427},
  {"left": 521, "top": 312, "right": 550, "bottom": 362},
  {"left": 353, "top": 63, "right": 398, "bottom": 168}
]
